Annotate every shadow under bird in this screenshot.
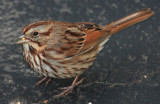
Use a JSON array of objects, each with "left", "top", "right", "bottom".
[{"left": 16, "top": 8, "right": 154, "bottom": 97}]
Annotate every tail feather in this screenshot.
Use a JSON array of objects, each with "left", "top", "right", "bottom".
[{"left": 104, "top": 8, "right": 154, "bottom": 35}]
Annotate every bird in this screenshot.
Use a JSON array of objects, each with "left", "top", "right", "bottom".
[{"left": 16, "top": 8, "right": 154, "bottom": 97}]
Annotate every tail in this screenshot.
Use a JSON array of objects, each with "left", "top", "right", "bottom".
[{"left": 104, "top": 8, "right": 154, "bottom": 34}]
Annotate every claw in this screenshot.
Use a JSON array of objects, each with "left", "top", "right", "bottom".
[
  {"left": 34, "top": 77, "right": 52, "bottom": 87},
  {"left": 55, "top": 76, "right": 85, "bottom": 97}
]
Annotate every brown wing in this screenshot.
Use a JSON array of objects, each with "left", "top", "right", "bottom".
[
  {"left": 52, "top": 8, "right": 154, "bottom": 58},
  {"left": 54, "top": 22, "right": 111, "bottom": 58},
  {"left": 79, "top": 23, "right": 110, "bottom": 53}
]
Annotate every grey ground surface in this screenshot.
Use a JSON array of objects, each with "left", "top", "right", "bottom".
[{"left": 0, "top": 0, "right": 160, "bottom": 104}]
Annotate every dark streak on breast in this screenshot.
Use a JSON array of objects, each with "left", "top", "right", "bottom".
[
  {"left": 42, "top": 59, "right": 58, "bottom": 73},
  {"left": 37, "top": 42, "right": 43, "bottom": 47},
  {"left": 53, "top": 73, "right": 59, "bottom": 78},
  {"left": 45, "top": 70, "right": 49, "bottom": 77},
  {"left": 42, "top": 59, "right": 59, "bottom": 78},
  {"left": 37, "top": 54, "right": 43, "bottom": 73},
  {"left": 41, "top": 67, "right": 45, "bottom": 73},
  {"left": 33, "top": 56, "right": 38, "bottom": 66},
  {"left": 29, "top": 46, "right": 37, "bottom": 55}
]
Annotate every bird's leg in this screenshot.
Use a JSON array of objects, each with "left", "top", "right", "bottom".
[
  {"left": 55, "top": 76, "right": 85, "bottom": 97},
  {"left": 46, "top": 78, "right": 52, "bottom": 86},
  {"left": 34, "top": 77, "right": 52, "bottom": 87}
]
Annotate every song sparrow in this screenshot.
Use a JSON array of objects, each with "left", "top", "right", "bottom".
[{"left": 16, "top": 8, "right": 154, "bottom": 97}]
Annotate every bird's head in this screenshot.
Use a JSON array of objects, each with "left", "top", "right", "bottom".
[{"left": 16, "top": 21, "right": 53, "bottom": 51}]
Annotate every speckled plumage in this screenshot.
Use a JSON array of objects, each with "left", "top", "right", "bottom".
[{"left": 16, "top": 8, "right": 154, "bottom": 96}]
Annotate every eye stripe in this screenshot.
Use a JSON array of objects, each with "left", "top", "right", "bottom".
[{"left": 39, "top": 28, "right": 53, "bottom": 36}]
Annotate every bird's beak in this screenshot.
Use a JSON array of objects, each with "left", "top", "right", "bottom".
[{"left": 16, "top": 35, "right": 29, "bottom": 44}]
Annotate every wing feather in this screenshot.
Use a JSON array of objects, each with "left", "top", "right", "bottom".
[{"left": 53, "top": 22, "right": 111, "bottom": 58}]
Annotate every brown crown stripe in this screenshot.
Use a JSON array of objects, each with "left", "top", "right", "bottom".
[
  {"left": 22, "top": 21, "right": 51, "bottom": 33},
  {"left": 42, "top": 59, "right": 58, "bottom": 73}
]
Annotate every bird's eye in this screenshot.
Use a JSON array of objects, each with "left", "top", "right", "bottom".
[{"left": 33, "top": 32, "right": 39, "bottom": 36}]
